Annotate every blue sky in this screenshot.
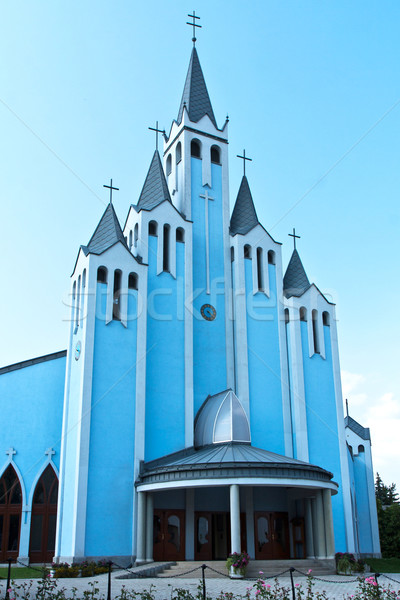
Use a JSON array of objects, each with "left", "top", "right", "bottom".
[{"left": 1, "top": 1, "right": 399, "bottom": 488}]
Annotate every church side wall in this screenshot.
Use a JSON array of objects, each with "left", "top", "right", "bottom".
[
  {"left": 144, "top": 235, "right": 186, "bottom": 461},
  {"left": 353, "top": 451, "right": 373, "bottom": 553},
  {"left": 245, "top": 260, "right": 285, "bottom": 454},
  {"left": 301, "top": 322, "right": 347, "bottom": 550}
]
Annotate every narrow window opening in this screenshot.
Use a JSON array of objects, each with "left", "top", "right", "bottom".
[
  {"left": 128, "top": 273, "right": 138, "bottom": 290},
  {"left": 82, "top": 269, "right": 86, "bottom": 289},
  {"left": 129, "top": 230, "right": 133, "bottom": 248},
  {"left": 323, "top": 311, "right": 330, "bottom": 326},
  {"left": 163, "top": 225, "right": 170, "bottom": 272},
  {"left": 72, "top": 281, "right": 76, "bottom": 300},
  {"left": 300, "top": 307, "right": 307, "bottom": 322},
  {"left": 134, "top": 224, "right": 138, "bottom": 248},
  {"left": 176, "top": 142, "right": 182, "bottom": 164},
  {"left": 268, "top": 250, "right": 276, "bottom": 265},
  {"left": 210, "top": 145, "right": 221, "bottom": 164},
  {"left": 176, "top": 227, "right": 185, "bottom": 242},
  {"left": 149, "top": 221, "right": 157, "bottom": 236},
  {"left": 113, "top": 269, "right": 122, "bottom": 321},
  {"left": 191, "top": 139, "right": 201, "bottom": 158},
  {"left": 97, "top": 266, "right": 108, "bottom": 283},
  {"left": 284, "top": 308, "right": 290, "bottom": 324},
  {"left": 75, "top": 275, "right": 81, "bottom": 327},
  {"left": 256, "top": 247, "right": 264, "bottom": 291},
  {"left": 166, "top": 154, "right": 172, "bottom": 176},
  {"left": 358, "top": 445, "right": 365, "bottom": 454},
  {"left": 244, "top": 244, "right": 252, "bottom": 259},
  {"left": 230, "top": 247, "right": 234, "bottom": 262},
  {"left": 312, "top": 309, "right": 320, "bottom": 354}
]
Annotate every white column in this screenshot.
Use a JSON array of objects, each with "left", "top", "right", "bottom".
[
  {"left": 136, "top": 491, "right": 146, "bottom": 564},
  {"left": 230, "top": 484, "right": 241, "bottom": 554},
  {"left": 304, "top": 498, "right": 315, "bottom": 558},
  {"left": 314, "top": 491, "right": 327, "bottom": 559},
  {"left": 322, "top": 489, "right": 335, "bottom": 558},
  {"left": 145, "top": 493, "right": 154, "bottom": 562}
]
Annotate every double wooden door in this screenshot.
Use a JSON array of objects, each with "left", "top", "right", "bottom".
[
  {"left": 195, "top": 512, "right": 247, "bottom": 560},
  {"left": 153, "top": 509, "right": 185, "bottom": 561},
  {"left": 0, "top": 465, "right": 22, "bottom": 561},
  {"left": 254, "top": 512, "right": 290, "bottom": 559}
]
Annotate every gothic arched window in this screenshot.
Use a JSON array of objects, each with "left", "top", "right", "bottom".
[
  {"left": 191, "top": 139, "right": 201, "bottom": 158},
  {"left": 29, "top": 465, "right": 58, "bottom": 563},
  {"left": 163, "top": 225, "right": 170, "bottom": 272},
  {"left": 0, "top": 465, "right": 22, "bottom": 561},
  {"left": 323, "top": 311, "right": 330, "bottom": 326},
  {"left": 244, "top": 244, "right": 252, "bottom": 259},
  {"left": 256, "top": 247, "right": 264, "bottom": 291}
]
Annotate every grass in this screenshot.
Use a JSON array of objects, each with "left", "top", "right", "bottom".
[
  {"left": 366, "top": 557, "right": 400, "bottom": 573},
  {"left": 0, "top": 566, "right": 45, "bottom": 580}
]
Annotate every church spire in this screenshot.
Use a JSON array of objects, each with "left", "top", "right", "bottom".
[
  {"left": 177, "top": 47, "right": 217, "bottom": 128},
  {"left": 85, "top": 202, "right": 128, "bottom": 255},
  {"left": 230, "top": 175, "right": 260, "bottom": 235},
  {"left": 137, "top": 150, "right": 172, "bottom": 211},
  {"left": 283, "top": 249, "right": 310, "bottom": 298}
]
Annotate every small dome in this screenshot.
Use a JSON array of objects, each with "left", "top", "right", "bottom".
[{"left": 194, "top": 390, "right": 251, "bottom": 448}]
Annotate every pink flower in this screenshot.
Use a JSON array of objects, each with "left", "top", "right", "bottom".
[
  {"left": 308, "top": 569, "right": 312, "bottom": 574},
  {"left": 259, "top": 571, "right": 264, "bottom": 575}
]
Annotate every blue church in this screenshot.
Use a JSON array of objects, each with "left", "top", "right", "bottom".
[{"left": 0, "top": 37, "right": 380, "bottom": 566}]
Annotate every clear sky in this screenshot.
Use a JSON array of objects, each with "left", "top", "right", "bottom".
[{"left": 1, "top": 2, "right": 399, "bottom": 489}]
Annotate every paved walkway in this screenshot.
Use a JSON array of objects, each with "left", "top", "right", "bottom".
[{"left": 1, "top": 570, "right": 400, "bottom": 599}]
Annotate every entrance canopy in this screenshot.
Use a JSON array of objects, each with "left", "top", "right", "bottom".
[{"left": 136, "top": 442, "right": 338, "bottom": 494}]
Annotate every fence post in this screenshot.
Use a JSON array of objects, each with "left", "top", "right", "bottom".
[
  {"left": 107, "top": 561, "right": 112, "bottom": 600},
  {"left": 201, "top": 564, "right": 207, "bottom": 600},
  {"left": 374, "top": 572, "right": 381, "bottom": 596},
  {"left": 5, "top": 559, "right": 12, "bottom": 600},
  {"left": 289, "top": 567, "right": 295, "bottom": 600}
]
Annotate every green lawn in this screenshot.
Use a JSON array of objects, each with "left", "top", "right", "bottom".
[
  {"left": 366, "top": 558, "right": 400, "bottom": 573},
  {"left": 0, "top": 566, "right": 46, "bottom": 580}
]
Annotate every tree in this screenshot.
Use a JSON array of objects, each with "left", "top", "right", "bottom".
[{"left": 375, "top": 473, "right": 400, "bottom": 557}]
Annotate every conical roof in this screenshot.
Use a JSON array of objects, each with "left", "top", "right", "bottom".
[
  {"left": 283, "top": 249, "right": 310, "bottom": 298},
  {"left": 230, "top": 176, "right": 259, "bottom": 235},
  {"left": 177, "top": 47, "right": 217, "bottom": 128},
  {"left": 85, "top": 202, "right": 128, "bottom": 255},
  {"left": 137, "top": 151, "right": 172, "bottom": 211}
]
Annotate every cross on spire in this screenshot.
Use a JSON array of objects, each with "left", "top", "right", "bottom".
[
  {"left": 237, "top": 149, "right": 252, "bottom": 176},
  {"left": 186, "top": 11, "right": 201, "bottom": 46},
  {"left": 103, "top": 179, "right": 119, "bottom": 204},
  {"left": 148, "top": 121, "right": 165, "bottom": 152},
  {"left": 288, "top": 228, "right": 301, "bottom": 250}
]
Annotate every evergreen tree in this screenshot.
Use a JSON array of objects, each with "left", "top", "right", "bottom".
[{"left": 375, "top": 473, "right": 400, "bottom": 557}]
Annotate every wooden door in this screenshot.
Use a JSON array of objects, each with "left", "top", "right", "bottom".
[
  {"left": 0, "top": 465, "right": 22, "bottom": 561},
  {"left": 29, "top": 465, "right": 58, "bottom": 563},
  {"left": 254, "top": 512, "right": 289, "bottom": 559},
  {"left": 195, "top": 512, "right": 212, "bottom": 560},
  {"left": 153, "top": 509, "right": 185, "bottom": 561}
]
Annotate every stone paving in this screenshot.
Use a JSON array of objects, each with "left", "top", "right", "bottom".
[{"left": 1, "top": 570, "right": 400, "bottom": 599}]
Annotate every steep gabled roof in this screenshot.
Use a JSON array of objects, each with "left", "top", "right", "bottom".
[
  {"left": 137, "top": 151, "right": 172, "bottom": 211},
  {"left": 177, "top": 47, "right": 217, "bottom": 128},
  {"left": 345, "top": 416, "right": 371, "bottom": 441},
  {"left": 283, "top": 249, "right": 310, "bottom": 298},
  {"left": 86, "top": 202, "right": 128, "bottom": 255},
  {"left": 230, "top": 176, "right": 260, "bottom": 235}
]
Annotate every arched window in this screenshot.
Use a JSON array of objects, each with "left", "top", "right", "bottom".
[
  {"left": 75, "top": 274, "right": 81, "bottom": 328},
  {"left": 231, "top": 247, "right": 234, "bottom": 262},
  {"left": 176, "top": 142, "right": 182, "bottom": 164},
  {"left": 29, "top": 465, "right": 58, "bottom": 563},
  {"left": 256, "top": 247, "right": 264, "bottom": 291},
  {"left": 244, "top": 244, "right": 252, "bottom": 259},
  {"left": 268, "top": 250, "right": 276, "bottom": 265},
  {"left": 149, "top": 221, "right": 158, "bottom": 236},
  {"left": 312, "top": 309, "right": 320, "bottom": 354},
  {"left": 134, "top": 223, "right": 139, "bottom": 248},
  {"left": 210, "top": 145, "right": 221, "bottom": 164},
  {"left": 300, "top": 307, "right": 307, "bottom": 322},
  {"left": 358, "top": 445, "right": 365, "bottom": 454},
  {"left": 113, "top": 269, "right": 122, "bottom": 321},
  {"left": 163, "top": 225, "right": 170, "bottom": 272},
  {"left": 0, "top": 464, "right": 22, "bottom": 561},
  {"left": 191, "top": 139, "right": 201, "bottom": 158},
  {"left": 97, "top": 266, "right": 108, "bottom": 284},
  {"left": 72, "top": 281, "right": 76, "bottom": 300},
  {"left": 129, "top": 230, "right": 133, "bottom": 248},
  {"left": 128, "top": 273, "right": 138, "bottom": 290},
  {"left": 82, "top": 269, "right": 86, "bottom": 289},
  {"left": 166, "top": 154, "right": 172, "bottom": 176},
  {"left": 323, "top": 311, "right": 330, "bottom": 326},
  {"left": 284, "top": 308, "right": 290, "bottom": 324},
  {"left": 176, "top": 227, "right": 185, "bottom": 243}
]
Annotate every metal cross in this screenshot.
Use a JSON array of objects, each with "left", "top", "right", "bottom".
[
  {"left": 237, "top": 149, "right": 252, "bottom": 176},
  {"left": 103, "top": 179, "right": 119, "bottom": 204},
  {"left": 45, "top": 447, "right": 56, "bottom": 458},
  {"left": 186, "top": 11, "right": 201, "bottom": 45},
  {"left": 288, "top": 228, "right": 301, "bottom": 250},
  {"left": 6, "top": 447, "right": 16, "bottom": 459},
  {"left": 148, "top": 121, "right": 165, "bottom": 152}
]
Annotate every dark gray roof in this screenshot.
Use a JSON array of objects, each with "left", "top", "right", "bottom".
[
  {"left": 230, "top": 176, "right": 259, "bottom": 235},
  {"left": 86, "top": 203, "right": 128, "bottom": 255},
  {"left": 0, "top": 350, "right": 67, "bottom": 375},
  {"left": 283, "top": 249, "right": 310, "bottom": 298},
  {"left": 177, "top": 47, "right": 217, "bottom": 128},
  {"left": 137, "top": 441, "right": 335, "bottom": 487},
  {"left": 137, "top": 151, "right": 172, "bottom": 211},
  {"left": 345, "top": 416, "right": 371, "bottom": 441}
]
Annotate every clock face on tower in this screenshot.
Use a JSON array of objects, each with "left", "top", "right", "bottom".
[{"left": 200, "top": 304, "right": 217, "bottom": 321}]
